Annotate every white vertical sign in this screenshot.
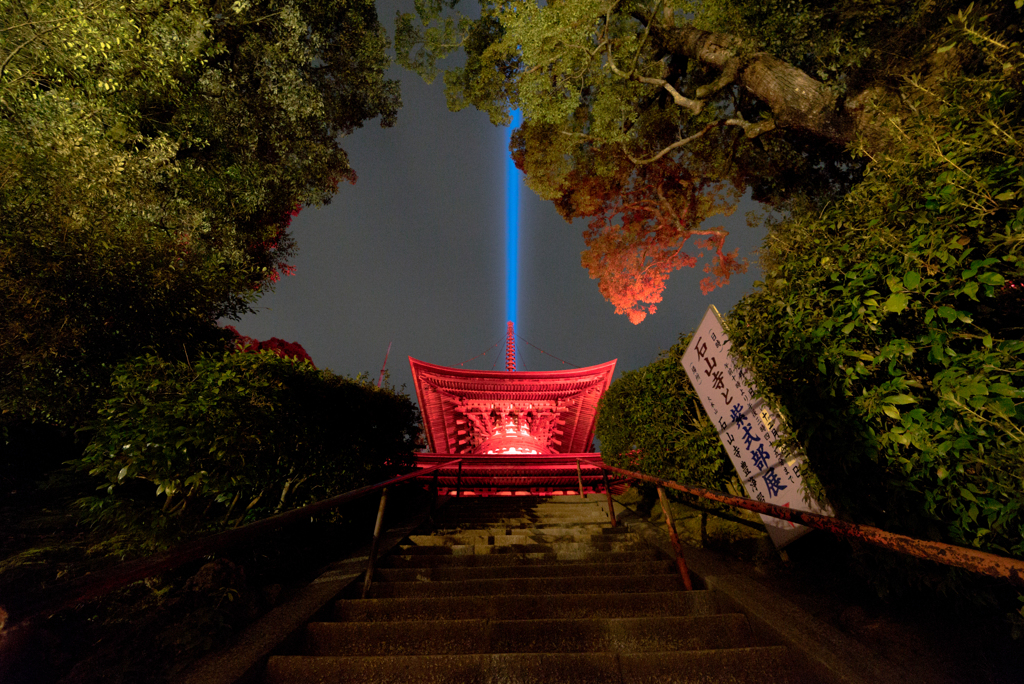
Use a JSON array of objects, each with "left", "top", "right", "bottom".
[{"left": 681, "top": 306, "right": 833, "bottom": 548}]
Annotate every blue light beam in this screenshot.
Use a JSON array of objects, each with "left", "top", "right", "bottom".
[{"left": 505, "top": 109, "right": 522, "bottom": 334}]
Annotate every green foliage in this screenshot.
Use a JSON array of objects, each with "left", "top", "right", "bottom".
[
  {"left": 395, "top": 1, "right": 871, "bottom": 321},
  {"left": 597, "top": 336, "right": 733, "bottom": 491},
  {"left": 728, "top": 12, "right": 1024, "bottom": 567},
  {"left": 684, "top": 0, "right": 939, "bottom": 89},
  {"left": 78, "top": 350, "right": 421, "bottom": 546},
  {"left": 0, "top": 0, "right": 399, "bottom": 427}
]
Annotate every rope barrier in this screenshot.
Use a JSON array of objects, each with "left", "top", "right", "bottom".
[
  {"left": 515, "top": 333, "right": 581, "bottom": 368},
  {"left": 455, "top": 338, "right": 502, "bottom": 368}
]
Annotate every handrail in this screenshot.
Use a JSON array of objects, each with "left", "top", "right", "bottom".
[
  {"left": 596, "top": 463, "right": 1024, "bottom": 587},
  {"left": 4, "top": 458, "right": 463, "bottom": 627}
]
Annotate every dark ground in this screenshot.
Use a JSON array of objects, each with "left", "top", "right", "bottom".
[
  {"left": 0, "top": 453, "right": 430, "bottom": 684},
  {"left": 623, "top": 487, "right": 1024, "bottom": 684},
  {"left": 2, "top": 455, "right": 1022, "bottom": 684}
]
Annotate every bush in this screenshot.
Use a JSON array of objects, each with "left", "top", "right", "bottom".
[
  {"left": 727, "top": 14, "right": 1024, "bottom": 573},
  {"left": 78, "top": 350, "right": 421, "bottom": 546},
  {"left": 597, "top": 336, "right": 734, "bottom": 492}
]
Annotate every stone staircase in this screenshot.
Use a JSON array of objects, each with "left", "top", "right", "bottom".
[{"left": 264, "top": 496, "right": 811, "bottom": 684}]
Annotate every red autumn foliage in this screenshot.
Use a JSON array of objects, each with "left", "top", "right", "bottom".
[
  {"left": 248, "top": 204, "right": 301, "bottom": 290},
  {"left": 574, "top": 161, "right": 748, "bottom": 324},
  {"left": 223, "top": 325, "right": 315, "bottom": 367}
]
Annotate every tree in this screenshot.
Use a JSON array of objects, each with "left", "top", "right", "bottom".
[
  {"left": 570, "top": 155, "right": 746, "bottom": 323},
  {"left": 396, "top": 0, "right": 971, "bottom": 321},
  {"left": 0, "top": 0, "right": 399, "bottom": 427},
  {"left": 727, "top": 11, "right": 1024, "bottom": 577}
]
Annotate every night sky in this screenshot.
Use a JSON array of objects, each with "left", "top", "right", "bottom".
[{"left": 229, "top": 2, "right": 767, "bottom": 400}]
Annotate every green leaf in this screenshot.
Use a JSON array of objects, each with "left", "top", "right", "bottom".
[
  {"left": 960, "top": 382, "right": 989, "bottom": 397},
  {"left": 937, "top": 306, "right": 957, "bottom": 322},
  {"left": 903, "top": 271, "right": 921, "bottom": 289},
  {"left": 884, "top": 293, "right": 909, "bottom": 313},
  {"left": 883, "top": 394, "right": 918, "bottom": 405},
  {"left": 977, "top": 272, "right": 1005, "bottom": 286},
  {"left": 995, "top": 191, "right": 1016, "bottom": 201},
  {"left": 882, "top": 404, "right": 901, "bottom": 419},
  {"left": 989, "top": 382, "right": 1020, "bottom": 396}
]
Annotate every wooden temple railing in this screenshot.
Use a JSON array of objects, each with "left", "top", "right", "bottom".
[
  {"left": 3, "top": 459, "right": 463, "bottom": 630},
  {"left": 412, "top": 453, "right": 618, "bottom": 497}
]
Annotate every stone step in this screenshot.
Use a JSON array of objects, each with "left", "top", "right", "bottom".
[
  {"left": 404, "top": 532, "right": 639, "bottom": 546},
  {"left": 433, "top": 521, "right": 615, "bottom": 532},
  {"left": 443, "top": 498, "right": 608, "bottom": 509},
  {"left": 304, "top": 614, "right": 755, "bottom": 656},
  {"left": 432, "top": 517, "right": 614, "bottom": 527},
  {"left": 381, "top": 549, "right": 660, "bottom": 568},
  {"left": 393, "top": 540, "right": 644, "bottom": 556},
  {"left": 375, "top": 560, "right": 674, "bottom": 582},
  {"left": 249, "top": 494, "right": 814, "bottom": 684},
  {"left": 439, "top": 510, "right": 612, "bottom": 517},
  {"left": 440, "top": 505, "right": 609, "bottom": 513},
  {"left": 366, "top": 574, "right": 684, "bottom": 599},
  {"left": 437, "top": 506, "right": 612, "bottom": 517},
  {"left": 334, "top": 590, "right": 721, "bottom": 623},
  {"left": 425, "top": 528, "right": 630, "bottom": 540},
  {"left": 427, "top": 525, "right": 632, "bottom": 537},
  {"left": 440, "top": 504, "right": 611, "bottom": 513},
  {"left": 266, "top": 647, "right": 806, "bottom": 684}
]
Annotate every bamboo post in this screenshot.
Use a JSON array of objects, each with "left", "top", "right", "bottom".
[
  {"left": 657, "top": 486, "right": 693, "bottom": 590},
  {"left": 602, "top": 470, "right": 617, "bottom": 528},
  {"left": 576, "top": 459, "right": 586, "bottom": 500},
  {"left": 361, "top": 487, "right": 389, "bottom": 599}
]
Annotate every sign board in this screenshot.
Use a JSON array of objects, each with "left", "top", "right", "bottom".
[{"left": 681, "top": 306, "right": 833, "bottom": 548}]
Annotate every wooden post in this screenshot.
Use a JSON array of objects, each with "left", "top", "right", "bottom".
[
  {"left": 576, "top": 459, "right": 586, "bottom": 500},
  {"left": 602, "top": 470, "right": 617, "bottom": 528},
  {"left": 361, "top": 487, "right": 389, "bottom": 599},
  {"left": 456, "top": 461, "right": 463, "bottom": 498},
  {"left": 657, "top": 486, "right": 693, "bottom": 590}
]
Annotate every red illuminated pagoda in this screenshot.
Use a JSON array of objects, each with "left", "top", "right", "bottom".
[{"left": 411, "top": 323, "right": 622, "bottom": 496}]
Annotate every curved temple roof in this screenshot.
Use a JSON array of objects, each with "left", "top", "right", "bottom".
[{"left": 409, "top": 357, "right": 617, "bottom": 456}]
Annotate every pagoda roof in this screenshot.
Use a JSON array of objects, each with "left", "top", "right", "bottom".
[{"left": 409, "top": 357, "right": 617, "bottom": 455}]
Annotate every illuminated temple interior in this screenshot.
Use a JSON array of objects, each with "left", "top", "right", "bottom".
[{"left": 409, "top": 323, "right": 621, "bottom": 496}]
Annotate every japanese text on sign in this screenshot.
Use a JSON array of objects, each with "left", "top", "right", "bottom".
[{"left": 681, "top": 306, "right": 833, "bottom": 548}]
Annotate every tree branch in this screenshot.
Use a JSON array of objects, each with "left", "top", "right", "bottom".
[
  {"left": 606, "top": 43, "right": 703, "bottom": 114},
  {"left": 649, "top": 21, "right": 883, "bottom": 148},
  {"left": 724, "top": 113, "right": 776, "bottom": 138},
  {"left": 694, "top": 54, "right": 746, "bottom": 99},
  {"left": 0, "top": 26, "right": 56, "bottom": 83},
  {"left": 627, "top": 122, "right": 718, "bottom": 164},
  {"left": 630, "top": 0, "right": 664, "bottom": 73}
]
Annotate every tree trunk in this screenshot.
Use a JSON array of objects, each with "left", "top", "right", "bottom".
[{"left": 651, "top": 23, "right": 885, "bottom": 150}]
